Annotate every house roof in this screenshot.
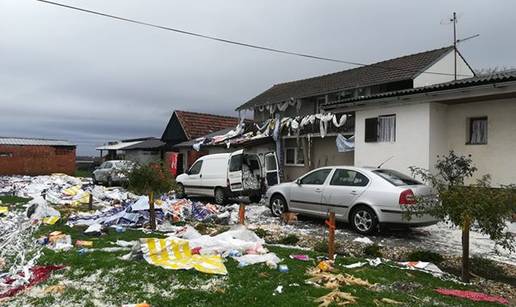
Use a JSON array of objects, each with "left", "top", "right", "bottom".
[
  {"left": 323, "top": 71, "right": 516, "bottom": 109},
  {"left": 174, "top": 110, "right": 241, "bottom": 140},
  {"left": 0, "top": 137, "right": 75, "bottom": 147},
  {"left": 123, "top": 138, "right": 165, "bottom": 150},
  {"left": 173, "top": 127, "right": 234, "bottom": 148},
  {"left": 236, "top": 46, "right": 455, "bottom": 110},
  {"left": 96, "top": 141, "right": 143, "bottom": 151}
]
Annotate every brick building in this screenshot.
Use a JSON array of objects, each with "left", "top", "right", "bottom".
[{"left": 0, "top": 137, "right": 76, "bottom": 176}]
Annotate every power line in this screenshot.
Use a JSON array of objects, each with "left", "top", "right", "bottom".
[{"left": 35, "top": 0, "right": 469, "bottom": 77}]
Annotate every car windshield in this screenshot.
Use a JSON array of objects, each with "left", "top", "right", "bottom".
[
  {"left": 372, "top": 169, "right": 421, "bottom": 186},
  {"left": 114, "top": 161, "right": 133, "bottom": 169}
]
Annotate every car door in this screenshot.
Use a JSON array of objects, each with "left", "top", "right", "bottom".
[
  {"left": 98, "top": 162, "right": 112, "bottom": 182},
  {"left": 289, "top": 168, "right": 333, "bottom": 217},
  {"left": 183, "top": 160, "right": 203, "bottom": 195},
  {"left": 322, "top": 169, "right": 370, "bottom": 220},
  {"left": 228, "top": 150, "right": 243, "bottom": 193},
  {"left": 264, "top": 152, "right": 280, "bottom": 186}
]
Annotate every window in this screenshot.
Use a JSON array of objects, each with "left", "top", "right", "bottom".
[
  {"left": 372, "top": 169, "right": 421, "bottom": 186},
  {"left": 100, "top": 162, "right": 112, "bottom": 169},
  {"left": 229, "top": 154, "right": 242, "bottom": 172},
  {"left": 189, "top": 160, "right": 203, "bottom": 175},
  {"left": 285, "top": 147, "right": 304, "bottom": 166},
  {"left": 468, "top": 117, "right": 488, "bottom": 145},
  {"left": 378, "top": 115, "right": 396, "bottom": 142},
  {"left": 265, "top": 153, "right": 277, "bottom": 171},
  {"left": 365, "top": 115, "right": 396, "bottom": 142},
  {"left": 300, "top": 169, "right": 332, "bottom": 185},
  {"left": 0, "top": 152, "right": 13, "bottom": 158},
  {"left": 330, "top": 169, "right": 369, "bottom": 187}
]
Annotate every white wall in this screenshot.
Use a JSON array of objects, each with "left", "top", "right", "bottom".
[
  {"left": 354, "top": 103, "right": 431, "bottom": 174},
  {"left": 445, "top": 99, "right": 516, "bottom": 186},
  {"left": 413, "top": 50, "right": 474, "bottom": 88},
  {"left": 429, "top": 103, "right": 449, "bottom": 172}
]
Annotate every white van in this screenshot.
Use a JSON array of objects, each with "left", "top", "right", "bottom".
[{"left": 175, "top": 149, "right": 280, "bottom": 204}]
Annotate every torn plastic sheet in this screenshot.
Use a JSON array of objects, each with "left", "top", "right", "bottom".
[
  {"left": 336, "top": 134, "right": 355, "bottom": 152},
  {"left": 435, "top": 288, "right": 509, "bottom": 305},
  {"left": 233, "top": 253, "right": 281, "bottom": 267},
  {"left": 397, "top": 261, "right": 444, "bottom": 276},
  {"left": 0, "top": 265, "right": 65, "bottom": 300}
]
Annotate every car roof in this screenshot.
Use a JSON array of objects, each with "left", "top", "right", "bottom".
[{"left": 200, "top": 153, "right": 231, "bottom": 160}]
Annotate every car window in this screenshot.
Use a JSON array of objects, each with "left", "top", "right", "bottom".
[
  {"left": 330, "top": 169, "right": 369, "bottom": 187},
  {"left": 189, "top": 161, "right": 203, "bottom": 175},
  {"left": 229, "top": 154, "right": 242, "bottom": 172},
  {"left": 300, "top": 169, "right": 331, "bottom": 185},
  {"left": 103, "top": 162, "right": 112, "bottom": 169},
  {"left": 372, "top": 169, "right": 421, "bottom": 186}
]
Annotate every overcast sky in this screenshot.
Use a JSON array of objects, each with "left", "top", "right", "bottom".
[{"left": 1, "top": 0, "right": 515, "bottom": 155}]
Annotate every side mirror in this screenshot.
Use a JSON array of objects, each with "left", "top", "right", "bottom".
[{"left": 295, "top": 179, "right": 301, "bottom": 185}]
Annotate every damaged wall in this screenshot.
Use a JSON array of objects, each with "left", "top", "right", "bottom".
[{"left": 0, "top": 145, "right": 76, "bottom": 175}]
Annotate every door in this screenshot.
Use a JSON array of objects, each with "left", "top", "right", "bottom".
[
  {"left": 97, "top": 162, "right": 112, "bottom": 182},
  {"left": 183, "top": 160, "right": 204, "bottom": 195},
  {"left": 228, "top": 150, "right": 243, "bottom": 192},
  {"left": 264, "top": 152, "right": 280, "bottom": 186},
  {"left": 289, "top": 168, "right": 333, "bottom": 217},
  {"left": 322, "top": 169, "right": 370, "bottom": 220}
]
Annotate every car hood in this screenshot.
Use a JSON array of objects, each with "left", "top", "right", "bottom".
[
  {"left": 267, "top": 182, "right": 294, "bottom": 193},
  {"left": 176, "top": 174, "right": 187, "bottom": 182}
]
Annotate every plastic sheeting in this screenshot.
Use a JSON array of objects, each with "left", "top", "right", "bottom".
[{"left": 336, "top": 134, "right": 355, "bottom": 152}]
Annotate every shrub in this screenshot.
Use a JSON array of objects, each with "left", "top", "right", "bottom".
[
  {"left": 407, "top": 250, "right": 444, "bottom": 263},
  {"left": 363, "top": 244, "right": 382, "bottom": 258}
]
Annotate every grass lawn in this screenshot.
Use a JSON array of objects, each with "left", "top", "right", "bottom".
[
  {"left": 74, "top": 169, "right": 92, "bottom": 178},
  {"left": 0, "top": 195, "right": 32, "bottom": 210},
  {"left": 6, "top": 222, "right": 502, "bottom": 306}
]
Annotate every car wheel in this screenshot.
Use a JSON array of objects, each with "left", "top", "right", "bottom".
[
  {"left": 270, "top": 194, "right": 287, "bottom": 217},
  {"left": 350, "top": 206, "right": 378, "bottom": 235},
  {"left": 214, "top": 188, "right": 227, "bottom": 205},
  {"left": 249, "top": 193, "right": 262, "bottom": 203},
  {"left": 176, "top": 183, "right": 186, "bottom": 198}
]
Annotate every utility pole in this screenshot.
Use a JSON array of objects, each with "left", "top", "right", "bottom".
[{"left": 451, "top": 12, "right": 457, "bottom": 81}]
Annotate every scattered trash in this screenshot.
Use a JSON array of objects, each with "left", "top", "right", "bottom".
[
  {"left": 353, "top": 237, "right": 374, "bottom": 244},
  {"left": 367, "top": 257, "right": 382, "bottom": 267},
  {"left": 435, "top": 288, "right": 509, "bottom": 305},
  {"left": 342, "top": 261, "right": 367, "bottom": 269},
  {"left": 398, "top": 261, "right": 443, "bottom": 276},
  {"left": 233, "top": 253, "right": 281, "bottom": 268},
  {"left": 47, "top": 232, "right": 72, "bottom": 251},
  {"left": 140, "top": 238, "right": 227, "bottom": 275},
  {"left": 289, "top": 254, "right": 311, "bottom": 261},
  {"left": 84, "top": 223, "right": 102, "bottom": 235},
  {"left": 314, "top": 289, "right": 357, "bottom": 307},
  {"left": 278, "top": 264, "right": 289, "bottom": 273},
  {"left": 0, "top": 265, "right": 65, "bottom": 299},
  {"left": 43, "top": 284, "right": 66, "bottom": 294},
  {"left": 122, "top": 303, "right": 150, "bottom": 307},
  {"left": 273, "top": 285, "right": 283, "bottom": 295},
  {"left": 316, "top": 260, "right": 334, "bottom": 272},
  {"left": 374, "top": 298, "right": 403, "bottom": 305},
  {"left": 0, "top": 206, "right": 8, "bottom": 215},
  {"left": 75, "top": 240, "right": 93, "bottom": 248}
]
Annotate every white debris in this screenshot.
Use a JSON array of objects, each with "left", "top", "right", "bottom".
[
  {"left": 273, "top": 285, "right": 283, "bottom": 295},
  {"left": 342, "top": 262, "right": 367, "bottom": 269},
  {"left": 353, "top": 237, "right": 374, "bottom": 244}
]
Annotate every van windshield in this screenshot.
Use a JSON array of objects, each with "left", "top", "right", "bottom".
[{"left": 372, "top": 169, "right": 421, "bottom": 186}]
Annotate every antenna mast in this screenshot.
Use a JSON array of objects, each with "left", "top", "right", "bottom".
[{"left": 451, "top": 12, "right": 457, "bottom": 81}]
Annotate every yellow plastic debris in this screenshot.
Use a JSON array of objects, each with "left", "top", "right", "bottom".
[
  {"left": 0, "top": 206, "right": 8, "bottom": 214},
  {"left": 314, "top": 290, "right": 357, "bottom": 306},
  {"left": 42, "top": 216, "right": 60, "bottom": 225},
  {"left": 63, "top": 185, "right": 82, "bottom": 196},
  {"left": 140, "top": 238, "right": 227, "bottom": 275}
]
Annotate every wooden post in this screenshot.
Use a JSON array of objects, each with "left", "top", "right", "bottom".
[
  {"left": 238, "top": 203, "right": 245, "bottom": 225},
  {"left": 88, "top": 193, "right": 93, "bottom": 211},
  {"left": 327, "top": 211, "right": 336, "bottom": 260},
  {"left": 149, "top": 191, "right": 156, "bottom": 230}
]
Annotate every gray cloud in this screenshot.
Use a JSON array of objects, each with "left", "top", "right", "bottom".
[{"left": 1, "top": 0, "right": 515, "bottom": 154}]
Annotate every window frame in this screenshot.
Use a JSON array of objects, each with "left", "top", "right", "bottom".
[
  {"left": 284, "top": 147, "right": 304, "bottom": 166},
  {"left": 188, "top": 160, "right": 203, "bottom": 175},
  {"left": 330, "top": 169, "right": 370, "bottom": 187},
  {"left": 467, "top": 116, "right": 488, "bottom": 145},
  {"left": 377, "top": 114, "right": 396, "bottom": 142},
  {"left": 299, "top": 168, "right": 332, "bottom": 185}
]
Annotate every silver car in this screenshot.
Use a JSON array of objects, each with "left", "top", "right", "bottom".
[
  {"left": 265, "top": 166, "right": 438, "bottom": 235},
  {"left": 92, "top": 160, "right": 135, "bottom": 186}
]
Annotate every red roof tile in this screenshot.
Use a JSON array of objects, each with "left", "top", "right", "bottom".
[{"left": 174, "top": 110, "right": 241, "bottom": 140}]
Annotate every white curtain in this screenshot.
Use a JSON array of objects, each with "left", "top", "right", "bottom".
[
  {"left": 470, "top": 119, "right": 487, "bottom": 144},
  {"left": 378, "top": 115, "right": 396, "bottom": 142}
]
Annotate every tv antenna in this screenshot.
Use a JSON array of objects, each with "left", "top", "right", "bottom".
[{"left": 442, "top": 12, "right": 479, "bottom": 80}]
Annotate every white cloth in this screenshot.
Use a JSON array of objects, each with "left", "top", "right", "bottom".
[
  {"left": 317, "top": 113, "right": 333, "bottom": 138},
  {"left": 332, "top": 114, "right": 347, "bottom": 128},
  {"left": 336, "top": 134, "right": 355, "bottom": 152}
]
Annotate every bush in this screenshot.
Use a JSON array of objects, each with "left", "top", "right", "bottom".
[
  {"left": 278, "top": 234, "right": 300, "bottom": 245},
  {"left": 363, "top": 244, "right": 382, "bottom": 258},
  {"left": 407, "top": 250, "right": 443, "bottom": 263}
]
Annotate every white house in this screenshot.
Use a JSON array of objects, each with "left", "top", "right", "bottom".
[{"left": 323, "top": 72, "right": 516, "bottom": 186}]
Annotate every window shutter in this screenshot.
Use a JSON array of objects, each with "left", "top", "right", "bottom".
[{"left": 365, "top": 117, "right": 378, "bottom": 142}]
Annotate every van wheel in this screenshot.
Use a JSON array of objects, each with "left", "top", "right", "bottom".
[
  {"left": 176, "top": 183, "right": 186, "bottom": 198},
  {"left": 249, "top": 193, "right": 262, "bottom": 203},
  {"left": 214, "top": 188, "right": 227, "bottom": 205},
  {"left": 270, "top": 194, "right": 287, "bottom": 217},
  {"left": 350, "top": 206, "right": 378, "bottom": 235}
]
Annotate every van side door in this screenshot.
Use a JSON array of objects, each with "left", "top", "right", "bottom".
[
  {"left": 183, "top": 160, "right": 203, "bottom": 195},
  {"left": 228, "top": 150, "right": 244, "bottom": 192},
  {"left": 264, "top": 152, "right": 280, "bottom": 186}
]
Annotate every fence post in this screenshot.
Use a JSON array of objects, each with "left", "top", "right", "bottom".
[
  {"left": 327, "top": 211, "right": 336, "bottom": 259},
  {"left": 88, "top": 193, "right": 93, "bottom": 211},
  {"left": 239, "top": 203, "right": 246, "bottom": 225}
]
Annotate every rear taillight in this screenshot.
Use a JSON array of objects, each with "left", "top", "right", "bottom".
[{"left": 399, "top": 189, "right": 416, "bottom": 205}]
